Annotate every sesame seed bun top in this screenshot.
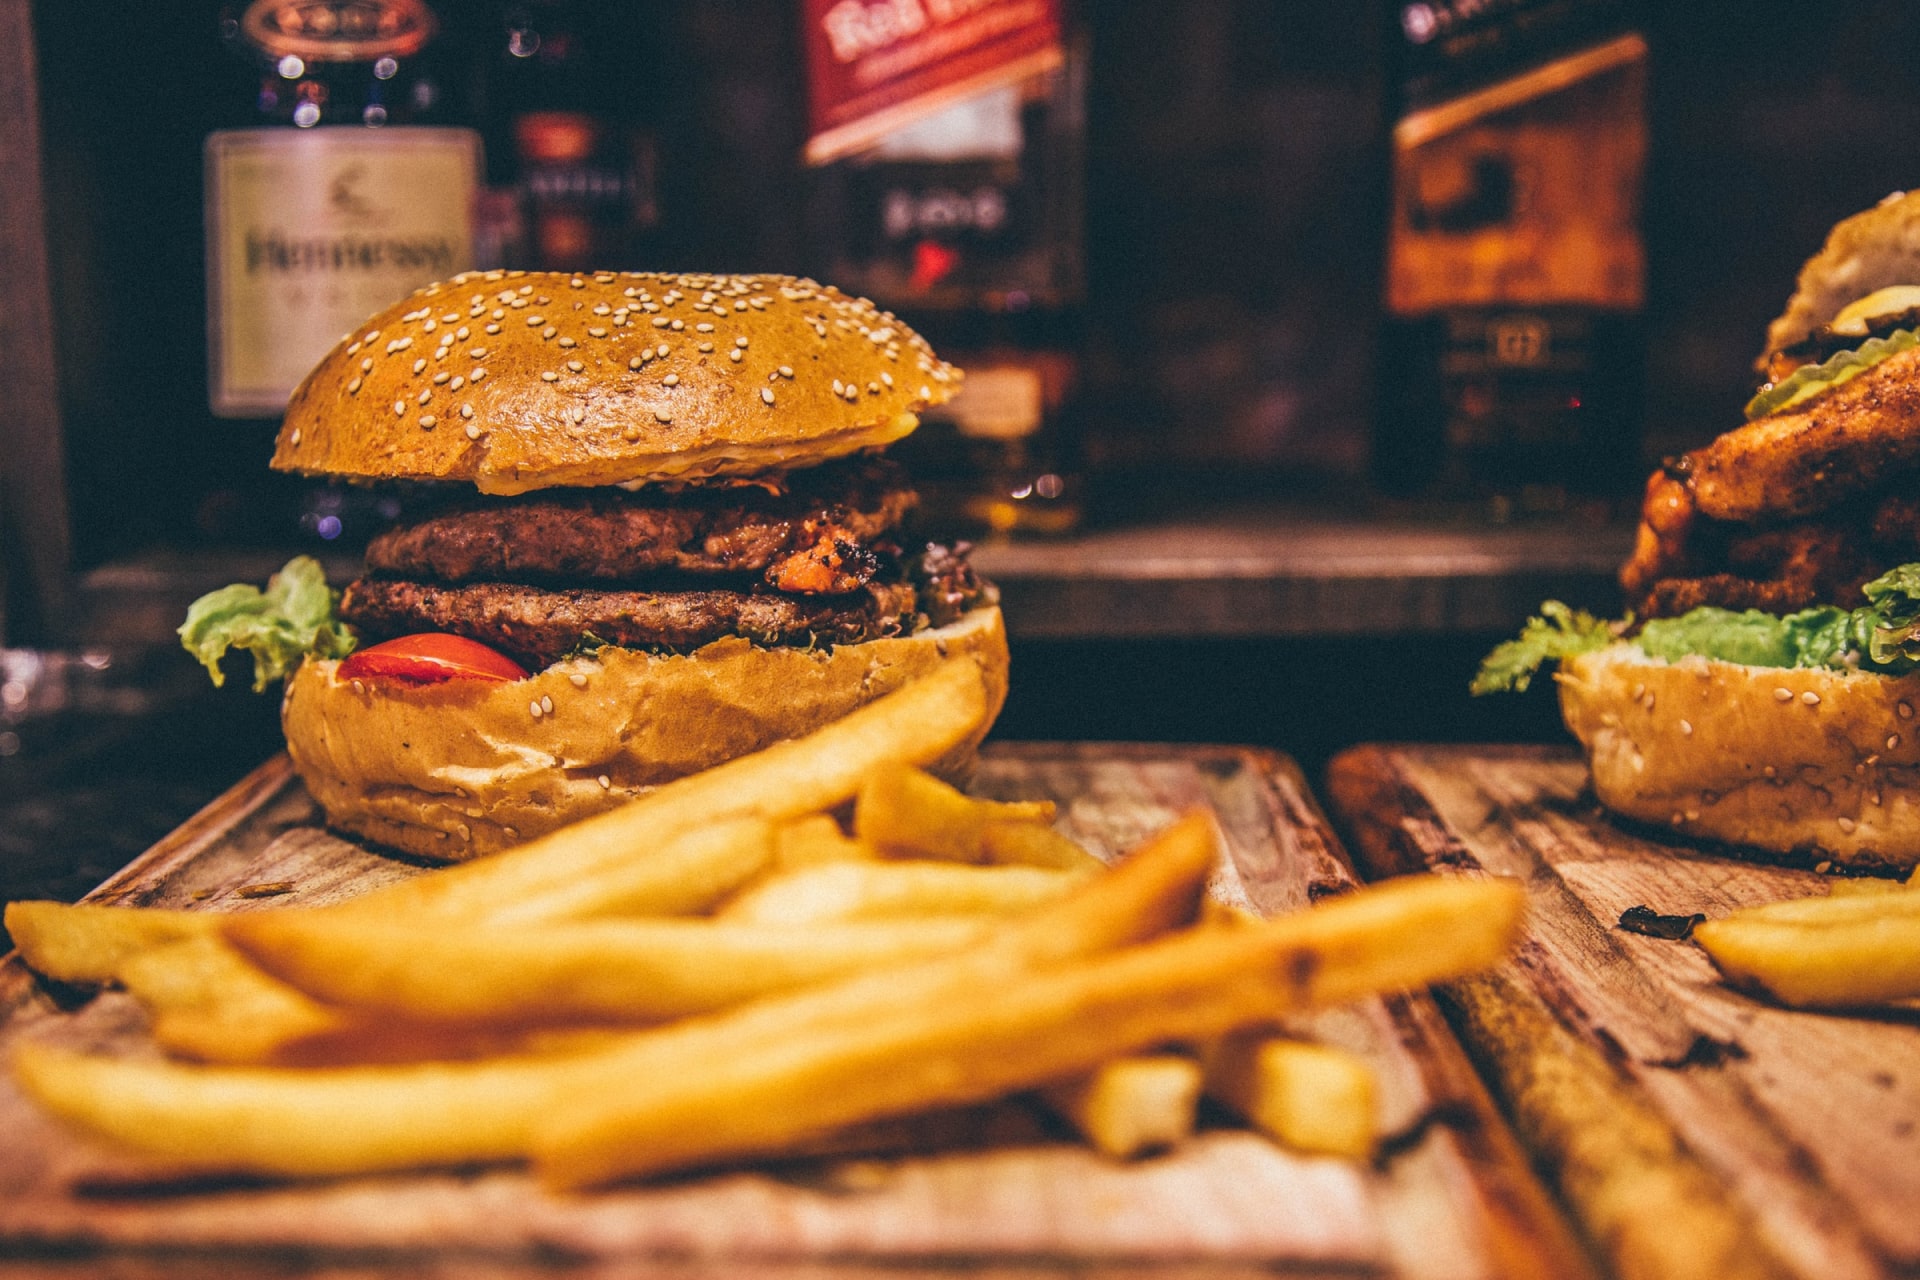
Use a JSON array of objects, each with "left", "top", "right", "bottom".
[{"left": 272, "top": 270, "right": 962, "bottom": 495}]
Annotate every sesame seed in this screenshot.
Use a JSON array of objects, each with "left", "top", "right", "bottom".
[
  {"left": 540, "top": 694, "right": 554, "bottom": 714},
  {"left": 423, "top": 319, "right": 437, "bottom": 333},
  {"left": 418, "top": 390, "right": 432, "bottom": 405},
  {"left": 1801, "top": 691, "right": 1820, "bottom": 705},
  {"left": 598, "top": 774, "right": 611, "bottom": 789},
  {"left": 569, "top": 672, "right": 588, "bottom": 688},
  {"left": 466, "top": 423, "right": 481, "bottom": 439},
  {"left": 657, "top": 344, "right": 670, "bottom": 358},
  {"left": 881, "top": 371, "right": 894, "bottom": 387},
  {"left": 1837, "top": 818, "right": 1857, "bottom": 835},
  {"left": 364, "top": 330, "right": 380, "bottom": 343},
  {"left": 289, "top": 428, "right": 302, "bottom": 444},
  {"left": 361, "top": 357, "right": 374, "bottom": 373},
  {"left": 469, "top": 348, "right": 487, "bottom": 359},
  {"left": 393, "top": 400, "right": 407, "bottom": 416},
  {"left": 920, "top": 385, "right": 931, "bottom": 398},
  {"left": 696, "top": 322, "right": 715, "bottom": 333},
  {"left": 1774, "top": 688, "right": 1793, "bottom": 702},
  {"left": 630, "top": 357, "right": 644, "bottom": 370},
  {"left": 542, "top": 371, "right": 560, "bottom": 382},
  {"left": 699, "top": 342, "right": 714, "bottom": 353},
  {"left": 653, "top": 317, "right": 671, "bottom": 328},
  {"left": 589, "top": 327, "right": 607, "bottom": 338},
  {"left": 762, "top": 387, "right": 776, "bottom": 405},
  {"left": 352, "top": 679, "right": 365, "bottom": 694},
  {"left": 1903, "top": 702, "right": 1915, "bottom": 720},
  {"left": 527, "top": 315, "right": 543, "bottom": 327},
  {"left": 1679, "top": 719, "right": 1692, "bottom": 736},
  {"left": 559, "top": 336, "right": 577, "bottom": 348},
  {"left": 654, "top": 410, "right": 672, "bottom": 423},
  {"left": 570, "top": 277, "right": 585, "bottom": 288},
  {"left": 1891, "top": 734, "right": 1903, "bottom": 750},
  {"left": 486, "top": 323, "right": 501, "bottom": 334},
  {"left": 833, "top": 379, "right": 844, "bottom": 395},
  {"left": 663, "top": 373, "right": 679, "bottom": 386},
  {"left": 778, "top": 365, "right": 794, "bottom": 378},
  {"left": 568, "top": 360, "right": 584, "bottom": 372},
  {"left": 450, "top": 376, "right": 465, "bottom": 390},
  {"left": 471, "top": 368, "right": 487, "bottom": 381},
  {"left": 347, "top": 342, "right": 361, "bottom": 355},
  {"left": 387, "top": 337, "right": 413, "bottom": 353},
  {"left": 456, "top": 327, "right": 470, "bottom": 340},
  {"left": 730, "top": 349, "right": 743, "bottom": 362},
  {"left": 461, "top": 404, "right": 474, "bottom": 418},
  {"left": 433, "top": 371, "right": 450, "bottom": 384},
  {"left": 412, "top": 358, "right": 427, "bottom": 374},
  {"left": 529, "top": 700, "right": 543, "bottom": 719},
  {"left": 419, "top": 414, "right": 437, "bottom": 428},
  {"left": 348, "top": 377, "right": 362, "bottom": 394},
  {"left": 670, "top": 319, "right": 685, "bottom": 331},
  {"left": 542, "top": 326, "right": 557, "bottom": 340}
]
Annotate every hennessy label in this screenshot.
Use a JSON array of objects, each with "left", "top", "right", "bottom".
[{"left": 205, "top": 127, "right": 478, "bottom": 417}]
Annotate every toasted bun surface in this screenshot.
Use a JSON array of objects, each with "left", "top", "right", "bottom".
[
  {"left": 1558, "top": 645, "right": 1920, "bottom": 870},
  {"left": 1763, "top": 189, "right": 1920, "bottom": 361},
  {"left": 273, "top": 271, "right": 960, "bottom": 495},
  {"left": 283, "top": 607, "right": 1009, "bottom": 862}
]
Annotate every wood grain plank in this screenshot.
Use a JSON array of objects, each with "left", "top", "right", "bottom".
[
  {"left": 0, "top": 744, "right": 1580, "bottom": 1278},
  {"left": 1328, "top": 743, "right": 1920, "bottom": 1280}
]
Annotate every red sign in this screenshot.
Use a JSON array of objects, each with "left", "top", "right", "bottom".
[{"left": 802, "top": 0, "right": 1062, "bottom": 165}]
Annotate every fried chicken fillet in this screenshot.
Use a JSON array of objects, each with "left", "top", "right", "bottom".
[{"left": 1623, "top": 191, "right": 1920, "bottom": 616}]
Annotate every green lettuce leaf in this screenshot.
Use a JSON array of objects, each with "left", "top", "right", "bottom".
[
  {"left": 1478, "top": 562, "right": 1920, "bottom": 694},
  {"left": 177, "top": 556, "right": 357, "bottom": 692},
  {"left": 1471, "top": 602, "right": 1614, "bottom": 695}
]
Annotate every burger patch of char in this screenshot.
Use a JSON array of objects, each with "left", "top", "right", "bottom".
[
  {"left": 365, "top": 455, "right": 914, "bottom": 592},
  {"left": 340, "top": 578, "right": 923, "bottom": 670}
]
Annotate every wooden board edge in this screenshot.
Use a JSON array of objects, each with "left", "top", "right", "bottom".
[
  {"left": 1325, "top": 744, "right": 1802, "bottom": 1280},
  {"left": 1242, "top": 747, "right": 1602, "bottom": 1280},
  {"left": 82, "top": 754, "right": 298, "bottom": 904}
]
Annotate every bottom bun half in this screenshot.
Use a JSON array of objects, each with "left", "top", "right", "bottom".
[
  {"left": 283, "top": 605, "right": 1009, "bottom": 862},
  {"left": 1558, "top": 644, "right": 1920, "bottom": 871}
]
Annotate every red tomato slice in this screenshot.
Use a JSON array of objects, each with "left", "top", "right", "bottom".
[{"left": 337, "top": 634, "right": 530, "bottom": 685}]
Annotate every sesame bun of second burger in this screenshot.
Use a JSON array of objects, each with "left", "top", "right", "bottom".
[{"left": 270, "top": 270, "right": 1006, "bottom": 862}]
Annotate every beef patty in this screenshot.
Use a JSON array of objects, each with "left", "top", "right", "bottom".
[
  {"left": 366, "top": 455, "right": 914, "bottom": 589},
  {"left": 340, "top": 577, "right": 921, "bottom": 669}
]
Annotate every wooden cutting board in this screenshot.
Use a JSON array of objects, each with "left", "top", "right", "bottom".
[
  {"left": 1327, "top": 744, "right": 1920, "bottom": 1280},
  {"left": 0, "top": 744, "right": 1587, "bottom": 1279}
]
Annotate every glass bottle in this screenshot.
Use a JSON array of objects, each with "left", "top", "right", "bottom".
[{"left": 1375, "top": 0, "right": 1647, "bottom": 517}]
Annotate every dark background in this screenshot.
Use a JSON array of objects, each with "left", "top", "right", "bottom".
[{"left": 36, "top": 0, "right": 1920, "bottom": 567}]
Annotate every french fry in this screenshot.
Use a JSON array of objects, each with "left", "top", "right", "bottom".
[
  {"left": 979, "top": 820, "right": 1107, "bottom": 873},
  {"left": 342, "top": 661, "right": 992, "bottom": 924},
  {"left": 773, "top": 814, "right": 876, "bottom": 870},
  {"left": 1706, "top": 891, "right": 1920, "bottom": 927},
  {"left": 1201, "top": 1030, "right": 1377, "bottom": 1160},
  {"left": 716, "top": 861, "right": 1085, "bottom": 926},
  {"left": 225, "top": 915, "right": 989, "bottom": 1026},
  {"left": 1694, "top": 913, "right": 1920, "bottom": 1007},
  {"left": 5, "top": 902, "right": 216, "bottom": 985},
  {"left": 1825, "top": 878, "right": 1910, "bottom": 898},
  {"left": 1039, "top": 1054, "right": 1203, "bottom": 1159},
  {"left": 15, "top": 811, "right": 1222, "bottom": 1175},
  {"left": 532, "top": 873, "right": 1524, "bottom": 1187},
  {"left": 854, "top": 764, "right": 1055, "bottom": 863}
]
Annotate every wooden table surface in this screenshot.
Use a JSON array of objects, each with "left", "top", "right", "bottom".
[
  {"left": 0, "top": 743, "right": 1588, "bottom": 1279},
  {"left": 1328, "top": 744, "right": 1920, "bottom": 1280}
]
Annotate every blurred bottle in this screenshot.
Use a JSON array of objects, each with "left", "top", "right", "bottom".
[
  {"left": 805, "top": 6, "right": 1086, "bottom": 537},
  {"left": 486, "top": 1, "right": 660, "bottom": 271},
  {"left": 205, "top": 0, "right": 480, "bottom": 421},
  {"left": 1375, "top": 0, "right": 1646, "bottom": 517}
]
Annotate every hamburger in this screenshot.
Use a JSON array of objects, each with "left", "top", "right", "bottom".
[
  {"left": 1477, "top": 192, "right": 1920, "bottom": 872},
  {"left": 181, "top": 270, "right": 1008, "bottom": 861}
]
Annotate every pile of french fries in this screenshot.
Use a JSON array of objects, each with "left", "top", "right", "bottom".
[
  {"left": 5, "top": 662, "right": 1525, "bottom": 1188},
  {"left": 1694, "top": 869, "right": 1920, "bottom": 1009}
]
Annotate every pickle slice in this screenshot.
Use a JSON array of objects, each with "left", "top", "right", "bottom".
[{"left": 1746, "top": 327, "right": 1920, "bottom": 420}]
